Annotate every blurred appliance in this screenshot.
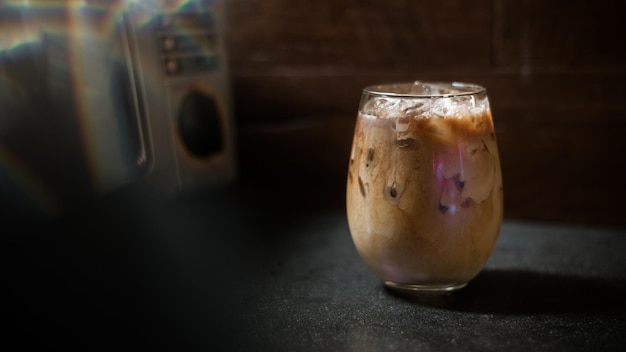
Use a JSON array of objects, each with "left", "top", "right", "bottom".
[
  {"left": 0, "top": 0, "right": 236, "bottom": 218},
  {"left": 119, "top": 0, "right": 237, "bottom": 194}
]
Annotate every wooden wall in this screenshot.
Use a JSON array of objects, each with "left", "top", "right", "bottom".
[{"left": 222, "top": 0, "right": 626, "bottom": 227}]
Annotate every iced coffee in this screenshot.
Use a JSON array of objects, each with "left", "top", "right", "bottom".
[{"left": 346, "top": 81, "right": 503, "bottom": 293}]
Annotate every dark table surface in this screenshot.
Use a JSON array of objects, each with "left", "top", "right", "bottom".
[{"left": 4, "top": 184, "right": 626, "bottom": 351}]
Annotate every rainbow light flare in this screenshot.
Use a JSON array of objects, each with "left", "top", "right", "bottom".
[
  {"left": 66, "top": 2, "right": 102, "bottom": 189},
  {"left": 0, "top": 0, "right": 133, "bottom": 215},
  {"left": 171, "top": 0, "right": 195, "bottom": 12},
  {"left": 0, "top": 144, "right": 63, "bottom": 217},
  {"left": 0, "top": 0, "right": 219, "bottom": 216}
]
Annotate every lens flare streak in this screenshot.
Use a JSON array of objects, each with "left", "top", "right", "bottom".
[{"left": 0, "top": 144, "right": 63, "bottom": 217}]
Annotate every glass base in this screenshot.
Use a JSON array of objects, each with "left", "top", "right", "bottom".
[{"left": 384, "top": 281, "right": 468, "bottom": 295}]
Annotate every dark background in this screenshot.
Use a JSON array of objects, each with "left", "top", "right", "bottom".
[
  {"left": 225, "top": 0, "right": 626, "bottom": 228},
  {"left": 2, "top": 1, "right": 626, "bottom": 349}
]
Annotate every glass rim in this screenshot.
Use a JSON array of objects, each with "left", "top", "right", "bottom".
[{"left": 363, "top": 81, "right": 486, "bottom": 98}]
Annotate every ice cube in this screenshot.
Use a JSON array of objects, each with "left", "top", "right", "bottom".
[{"left": 460, "top": 139, "right": 495, "bottom": 204}]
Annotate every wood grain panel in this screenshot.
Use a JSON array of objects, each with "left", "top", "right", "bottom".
[
  {"left": 223, "top": 0, "right": 626, "bottom": 226},
  {"left": 493, "top": 0, "right": 626, "bottom": 69},
  {"left": 234, "top": 70, "right": 626, "bottom": 226},
  {"left": 224, "top": 0, "right": 492, "bottom": 70}
]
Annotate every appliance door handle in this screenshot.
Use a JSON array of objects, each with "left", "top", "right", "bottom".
[{"left": 117, "top": 15, "right": 152, "bottom": 175}]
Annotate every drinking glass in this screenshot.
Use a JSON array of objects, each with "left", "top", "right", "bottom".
[{"left": 346, "top": 81, "right": 503, "bottom": 294}]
